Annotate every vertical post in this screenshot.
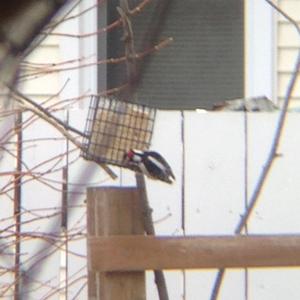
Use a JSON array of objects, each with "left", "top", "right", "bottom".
[{"left": 87, "top": 187, "right": 146, "bottom": 300}]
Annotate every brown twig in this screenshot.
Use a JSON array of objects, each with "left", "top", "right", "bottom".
[
  {"left": 13, "top": 111, "right": 22, "bottom": 300},
  {"left": 210, "top": 1, "right": 300, "bottom": 299},
  {"left": 45, "top": 0, "right": 105, "bottom": 31},
  {"left": 9, "top": 88, "right": 117, "bottom": 180},
  {"left": 117, "top": 0, "right": 137, "bottom": 89},
  {"left": 18, "top": 37, "right": 172, "bottom": 81},
  {"left": 119, "top": 0, "right": 169, "bottom": 298},
  {"left": 43, "top": 0, "right": 153, "bottom": 38},
  {"left": 136, "top": 174, "right": 169, "bottom": 300},
  {"left": 236, "top": 1, "right": 300, "bottom": 236}
]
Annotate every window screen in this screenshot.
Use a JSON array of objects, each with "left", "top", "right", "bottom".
[{"left": 98, "top": 0, "right": 244, "bottom": 110}]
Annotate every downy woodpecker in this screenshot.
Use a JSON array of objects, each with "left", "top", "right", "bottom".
[{"left": 124, "top": 149, "right": 175, "bottom": 184}]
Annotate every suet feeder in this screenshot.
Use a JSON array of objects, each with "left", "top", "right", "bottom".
[{"left": 81, "top": 96, "right": 156, "bottom": 169}]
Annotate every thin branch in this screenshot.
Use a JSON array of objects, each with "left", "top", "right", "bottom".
[
  {"left": 45, "top": 1, "right": 105, "bottom": 30},
  {"left": 19, "top": 38, "right": 172, "bottom": 81},
  {"left": 136, "top": 174, "right": 169, "bottom": 300},
  {"left": 8, "top": 88, "right": 117, "bottom": 180},
  {"left": 265, "top": 0, "right": 300, "bottom": 35},
  {"left": 235, "top": 0, "right": 300, "bottom": 235},
  {"left": 43, "top": 0, "right": 153, "bottom": 38},
  {"left": 210, "top": 1, "right": 300, "bottom": 299},
  {"left": 119, "top": 1, "right": 169, "bottom": 297},
  {"left": 10, "top": 88, "right": 86, "bottom": 138}
]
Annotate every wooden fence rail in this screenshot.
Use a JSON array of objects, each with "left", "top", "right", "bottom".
[
  {"left": 87, "top": 187, "right": 300, "bottom": 299},
  {"left": 88, "top": 234, "right": 300, "bottom": 271}
]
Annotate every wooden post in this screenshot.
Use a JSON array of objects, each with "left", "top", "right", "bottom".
[{"left": 87, "top": 187, "right": 146, "bottom": 300}]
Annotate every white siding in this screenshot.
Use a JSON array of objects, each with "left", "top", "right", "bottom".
[
  {"left": 14, "top": 12, "right": 64, "bottom": 300},
  {"left": 245, "top": 0, "right": 275, "bottom": 99},
  {"left": 277, "top": 0, "right": 300, "bottom": 108}
]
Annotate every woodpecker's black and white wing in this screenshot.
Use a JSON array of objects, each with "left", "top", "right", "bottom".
[
  {"left": 142, "top": 151, "right": 175, "bottom": 183},
  {"left": 124, "top": 149, "right": 175, "bottom": 184}
]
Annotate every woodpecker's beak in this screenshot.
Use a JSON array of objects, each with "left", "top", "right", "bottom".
[{"left": 123, "top": 152, "right": 129, "bottom": 163}]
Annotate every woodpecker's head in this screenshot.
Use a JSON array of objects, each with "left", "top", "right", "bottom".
[{"left": 123, "top": 149, "right": 141, "bottom": 163}]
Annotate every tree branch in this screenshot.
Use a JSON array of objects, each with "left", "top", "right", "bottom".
[
  {"left": 9, "top": 88, "right": 117, "bottom": 180},
  {"left": 210, "top": 1, "right": 300, "bottom": 299}
]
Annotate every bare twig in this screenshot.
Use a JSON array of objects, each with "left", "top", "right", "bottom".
[
  {"left": 43, "top": 0, "right": 153, "bottom": 38},
  {"left": 13, "top": 111, "right": 22, "bottom": 300},
  {"left": 118, "top": 0, "right": 169, "bottom": 298},
  {"left": 18, "top": 37, "right": 172, "bottom": 81},
  {"left": 10, "top": 88, "right": 86, "bottom": 138},
  {"left": 9, "top": 88, "right": 117, "bottom": 180},
  {"left": 136, "top": 174, "right": 169, "bottom": 300},
  {"left": 117, "top": 0, "right": 138, "bottom": 89},
  {"left": 265, "top": 0, "right": 300, "bottom": 35},
  {"left": 234, "top": 60, "right": 300, "bottom": 232},
  {"left": 236, "top": 0, "right": 300, "bottom": 236},
  {"left": 45, "top": 0, "right": 105, "bottom": 31},
  {"left": 210, "top": 1, "right": 300, "bottom": 299}
]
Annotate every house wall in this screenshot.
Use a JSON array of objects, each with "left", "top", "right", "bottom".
[
  {"left": 277, "top": 0, "right": 300, "bottom": 108},
  {"left": 0, "top": 16, "right": 65, "bottom": 300},
  {"left": 18, "top": 30, "right": 64, "bottom": 300},
  {"left": 0, "top": 112, "right": 15, "bottom": 297},
  {"left": 245, "top": 0, "right": 274, "bottom": 99}
]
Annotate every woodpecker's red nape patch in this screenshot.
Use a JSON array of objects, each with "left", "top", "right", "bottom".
[{"left": 127, "top": 149, "right": 134, "bottom": 159}]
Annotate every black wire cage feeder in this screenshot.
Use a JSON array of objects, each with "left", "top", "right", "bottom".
[{"left": 81, "top": 96, "right": 156, "bottom": 170}]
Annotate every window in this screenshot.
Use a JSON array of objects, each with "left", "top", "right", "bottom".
[{"left": 98, "top": 0, "right": 244, "bottom": 110}]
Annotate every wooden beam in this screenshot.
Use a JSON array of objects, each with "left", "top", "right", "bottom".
[
  {"left": 87, "top": 187, "right": 145, "bottom": 300},
  {"left": 88, "top": 235, "right": 300, "bottom": 271}
]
